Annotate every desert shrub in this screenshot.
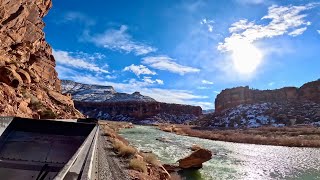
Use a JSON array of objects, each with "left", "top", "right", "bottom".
[
  {"left": 142, "top": 153, "right": 160, "bottom": 166},
  {"left": 29, "top": 95, "right": 42, "bottom": 110},
  {"left": 40, "top": 109, "right": 57, "bottom": 119},
  {"left": 112, "top": 139, "right": 136, "bottom": 157},
  {"left": 102, "top": 131, "right": 113, "bottom": 137},
  {"left": 111, "top": 138, "right": 124, "bottom": 150},
  {"left": 102, "top": 126, "right": 114, "bottom": 137},
  {"left": 129, "top": 158, "right": 147, "bottom": 173},
  {"left": 21, "top": 88, "right": 30, "bottom": 98},
  {"left": 118, "top": 145, "right": 137, "bottom": 157}
]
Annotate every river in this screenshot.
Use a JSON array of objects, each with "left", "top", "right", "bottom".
[{"left": 120, "top": 125, "right": 320, "bottom": 180}]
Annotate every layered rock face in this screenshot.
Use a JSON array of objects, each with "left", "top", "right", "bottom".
[
  {"left": 0, "top": 0, "right": 83, "bottom": 118},
  {"left": 215, "top": 80, "right": 320, "bottom": 112},
  {"left": 196, "top": 80, "right": 320, "bottom": 128},
  {"left": 62, "top": 80, "right": 202, "bottom": 123}
]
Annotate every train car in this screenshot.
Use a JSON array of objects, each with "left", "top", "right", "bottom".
[{"left": 0, "top": 117, "right": 99, "bottom": 180}]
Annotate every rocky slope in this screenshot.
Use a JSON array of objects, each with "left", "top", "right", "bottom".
[
  {"left": 0, "top": 0, "right": 83, "bottom": 118},
  {"left": 215, "top": 80, "right": 320, "bottom": 112},
  {"left": 61, "top": 80, "right": 202, "bottom": 123},
  {"left": 198, "top": 80, "right": 320, "bottom": 128}
]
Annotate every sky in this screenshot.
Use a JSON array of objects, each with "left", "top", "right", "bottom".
[{"left": 44, "top": 0, "right": 320, "bottom": 110}]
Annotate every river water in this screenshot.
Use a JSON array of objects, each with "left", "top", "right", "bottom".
[{"left": 120, "top": 126, "right": 320, "bottom": 180}]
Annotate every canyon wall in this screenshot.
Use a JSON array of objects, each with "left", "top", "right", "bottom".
[
  {"left": 215, "top": 80, "right": 320, "bottom": 112},
  {"left": 74, "top": 101, "right": 202, "bottom": 121},
  {"left": 61, "top": 80, "right": 202, "bottom": 123},
  {"left": 0, "top": 0, "right": 83, "bottom": 118}
]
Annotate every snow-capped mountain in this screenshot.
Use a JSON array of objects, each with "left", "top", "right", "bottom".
[
  {"left": 61, "top": 80, "right": 156, "bottom": 102},
  {"left": 61, "top": 80, "right": 202, "bottom": 123}
]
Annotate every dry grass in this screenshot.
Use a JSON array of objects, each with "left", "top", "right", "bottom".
[
  {"left": 111, "top": 138, "right": 137, "bottom": 157},
  {"left": 129, "top": 158, "right": 147, "bottom": 173},
  {"left": 101, "top": 125, "right": 115, "bottom": 137},
  {"left": 99, "top": 120, "right": 133, "bottom": 132},
  {"left": 100, "top": 123, "right": 169, "bottom": 178},
  {"left": 142, "top": 153, "right": 161, "bottom": 166},
  {"left": 159, "top": 124, "right": 320, "bottom": 148},
  {"left": 29, "top": 95, "right": 43, "bottom": 110},
  {"left": 118, "top": 145, "right": 137, "bottom": 157},
  {"left": 100, "top": 123, "right": 129, "bottom": 144},
  {"left": 40, "top": 109, "right": 57, "bottom": 119}
]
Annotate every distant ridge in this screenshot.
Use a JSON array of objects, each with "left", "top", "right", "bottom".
[{"left": 61, "top": 80, "right": 202, "bottom": 123}]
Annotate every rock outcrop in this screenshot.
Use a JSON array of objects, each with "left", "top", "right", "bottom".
[
  {"left": 197, "top": 80, "right": 320, "bottom": 128},
  {"left": 198, "top": 102, "right": 320, "bottom": 128},
  {"left": 178, "top": 148, "right": 212, "bottom": 169},
  {"left": 61, "top": 80, "right": 202, "bottom": 123},
  {"left": 163, "top": 148, "right": 212, "bottom": 171},
  {"left": 0, "top": 0, "right": 83, "bottom": 118},
  {"left": 215, "top": 80, "right": 320, "bottom": 112}
]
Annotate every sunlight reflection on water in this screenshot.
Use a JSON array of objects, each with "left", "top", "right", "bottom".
[{"left": 120, "top": 126, "right": 320, "bottom": 180}]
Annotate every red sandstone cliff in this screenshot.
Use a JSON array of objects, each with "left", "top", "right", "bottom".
[
  {"left": 0, "top": 0, "right": 83, "bottom": 118},
  {"left": 61, "top": 80, "right": 202, "bottom": 123},
  {"left": 74, "top": 101, "right": 202, "bottom": 122},
  {"left": 215, "top": 80, "right": 320, "bottom": 112}
]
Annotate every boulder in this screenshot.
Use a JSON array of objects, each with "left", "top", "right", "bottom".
[
  {"left": 162, "top": 164, "right": 181, "bottom": 173},
  {"left": 17, "top": 98, "right": 32, "bottom": 115},
  {"left": 178, "top": 148, "right": 212, "bottom": 169},
  {"left": 190, "top": 144, "right": 202, "bottom": 151},
  {"left": 48, "top": 90, "right": 74, "bottom": 106}
]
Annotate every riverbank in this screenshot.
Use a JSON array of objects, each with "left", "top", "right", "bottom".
[
  {"left": 98, "top": 121, "right": 171, "bottom": 180},
  {"left": 120, "top": 125, "right": 320, "bottom": 179},
  {"left": 158, "top": 124, "right": 320, "bottom": 147}
]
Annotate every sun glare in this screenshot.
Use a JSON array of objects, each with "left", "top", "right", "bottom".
[{"left": 230, "top": 39, "right": 263, "bottom": 75}]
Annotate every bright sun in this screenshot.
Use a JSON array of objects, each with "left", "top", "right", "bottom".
[{"left": 230, "top": 39, "right": 263, "bottom": 75}]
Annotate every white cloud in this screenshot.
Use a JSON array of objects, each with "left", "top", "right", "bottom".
[
  {"left": 217, "top": 3, "right": 316, "bottom": 78},
  {"left": 56, "top": 65, "right": 78, "bottom": 79},
  {"left": 71, "top": 51, "right": 106, "bottom": 61},
  {"left": 88, "top": 25, "right": 157, "bottom": 55},
  {"left": 142, "top": 76, "right": 164, "bottom": 85},
  {"left": 219, "top": 4, "right": 314, "bottom": 51},
  {"left": 140, "top": 88, "right": 209, "bottom": 108},
  {"left": 106, "top": 75, "right": 117, "bottom": 79},
  {"left": 142, "top": 56, "right": 200, "bottom": 75},
  {"left": 288, "top": 27, "right": 307, "bottom": 37},
  {"left": 200, "top": 18, "right": 214, "bottom": 32},
  {"left": 317, "top": 30, "right": 320, "bottom": 34},
  {"left": 201, "top": 80, "right": 214, "bottom": 85},
  {"left": 213, "top": 91, "right": 220, "bottom": 94},
  {"left": 123, "top": 64, "right": 156, "bottom": 77},
  {"left": 155, "top": 79, "right": 164, "bottom": 85},
  {"left": 186, "top": 101, "right": 213, "bottom": 110},
  {"left": 53, "top": 49, "right": 109, "bottom": 74}
]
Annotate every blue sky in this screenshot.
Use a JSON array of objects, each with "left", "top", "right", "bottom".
[{"left": 44, "top": 0, "right": 320, "bottom": 109}]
